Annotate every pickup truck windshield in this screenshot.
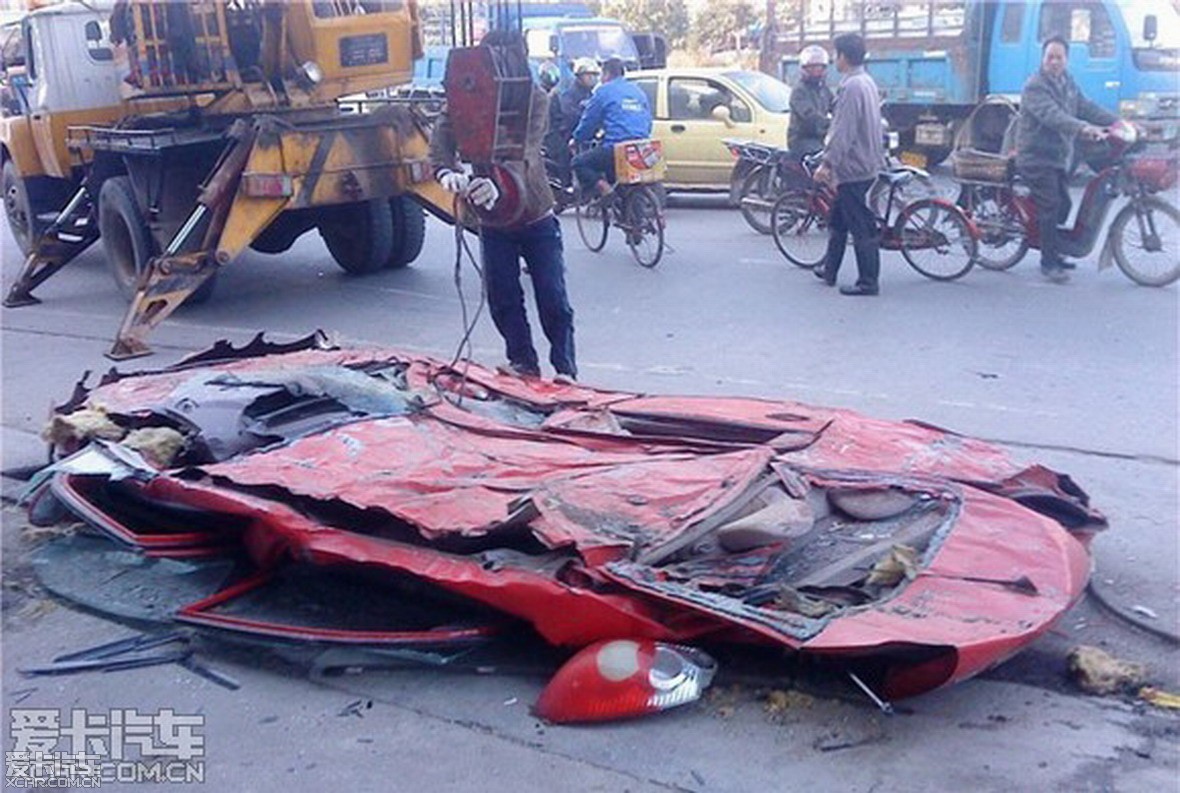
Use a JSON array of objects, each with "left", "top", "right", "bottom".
[
  {"left": 559, "top": 25, "right": 639, "bottom": 61},
  {"left": 724, "top": 70, "right": 791, "bottom": 114}
]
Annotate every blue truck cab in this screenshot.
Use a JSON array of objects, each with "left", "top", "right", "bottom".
[
  {"left": 986, "top": 1, "right": 1178, "bottom": 122},
  {"left": 412, "top": 3, "right": 664, "bottom": 90},
  {"left": 522, "top": 16, "right": 642, "bottom": 87},
  {"left": 767, "top": 0, "right": 1179, "bottom": 166}
]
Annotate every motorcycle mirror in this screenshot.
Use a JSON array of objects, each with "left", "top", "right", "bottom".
[
  {"left": 1144, "top": 15, "right": 1158, "bottom": 44},
  {"left": 711, "top": 105, "right": 734, "bottom": 126}
]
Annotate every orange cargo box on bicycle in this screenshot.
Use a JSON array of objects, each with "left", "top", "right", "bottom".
[
  {"left": 614, "top": 139, "right": 667, "bottom": 184},
  {"left": 576, "top": 139, "right": 667, "bottom": 268}
]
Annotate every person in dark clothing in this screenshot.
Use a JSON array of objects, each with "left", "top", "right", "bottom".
[
  {"left": 814, "top": 33, "right": 886, "bottom": 296},
  {"left": 788, "top": 44, "right": 834, "bottom": 157},
  {"left": 571, "top": 57, "right": 653, "bottom": 198},
  {"left": 430, "top": 32, "right": 577, "bottom": 383},
  {"left": 545, "top": 58, "right": 599, "bottom": 187},
  {"left": 1015, "top": 35, "right": 1116, "bottom": 282}
]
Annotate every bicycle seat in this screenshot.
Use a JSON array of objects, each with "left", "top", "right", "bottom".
[{"left": 878, "top": 168, "right": 917, "bottom": 186}]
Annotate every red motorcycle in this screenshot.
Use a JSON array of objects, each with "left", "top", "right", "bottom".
[{"left": 956, "top": 122, "right": 1179, "bottom": 286}]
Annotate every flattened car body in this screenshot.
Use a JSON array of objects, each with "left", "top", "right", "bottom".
[{"left": 36, "top": 334, "right": 1105, "bottom": 699}]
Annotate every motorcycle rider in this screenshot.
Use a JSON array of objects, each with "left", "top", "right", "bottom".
[
  {"left": 788, "top": 45, "right": 834, "bottom": 157},
  {"left": 1016, "top": 35, "right": 1116, "bottom": 282},
  {"left": 571, "top": 57, "right": 653, "bottom": 199},
  {"left": 538, "top": 61, "right": 561, "bottom": 94},
  {"left": 545, "top": 58, "right": 599, "bottom": 189}
]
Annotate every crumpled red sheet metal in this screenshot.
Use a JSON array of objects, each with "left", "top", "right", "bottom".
[{"left": 48, "top": 334, "right": 1106, "bottom": 698}]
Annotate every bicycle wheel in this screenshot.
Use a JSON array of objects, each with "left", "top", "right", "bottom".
[
  {"left": 896, "top": 199, "right": 977, "bottom": 281},
  {"left": 624, "top": 185, "right": 665, "bottom": 268},
  {"left": 960, "top": 184, "right": 1028, "bottom": 271},
  {"left": 575, "top": 194, "right": 609, "bottom": 252},
  {"left": 1110, "top": 196, "right": 1180, "bottom": 286},
  {"left": 771, "top": 189, "right": 828, "bottom": 269},
  {"left": 738, "top": 166, "right": 780, "bottom": 234}
]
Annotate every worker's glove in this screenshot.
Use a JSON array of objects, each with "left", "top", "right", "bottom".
[
  {"left": 467, "top": 176, "right": 500, "bottom": 210},
  {"left": 1079, "top": 125, "right": 1107, "bottom": 142},
  {"left": 437, "top": 169, "right": 470, "bottom": 194}
]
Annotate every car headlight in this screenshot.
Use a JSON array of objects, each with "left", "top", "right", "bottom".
[{"left": 1120, "top": 99, "right": 1146, "bottom": 117}]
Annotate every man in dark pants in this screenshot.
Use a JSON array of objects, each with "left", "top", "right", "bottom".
[
  {"left": 814, "top": 33, "right": 885, "bottom": 296},
  {"left": 571, "top": 57, "right": 653, "bottom": 198},
  {"left": 1016, "top": 35, "right": 1115, "bottom": 282},
  {"left": 430, "top": 32, "right": 577, "bottom": 383}
]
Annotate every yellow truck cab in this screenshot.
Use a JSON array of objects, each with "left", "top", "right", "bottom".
[
  {"left": 3, "top": 0, "right": 450, "bottom": 360},
  {"left": 2, "top": 1, "right": 126, "bottom": 250}
]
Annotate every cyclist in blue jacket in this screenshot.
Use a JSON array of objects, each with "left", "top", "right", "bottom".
[{"left": 571, "top": 57, "right": 653, "bottom": 199}]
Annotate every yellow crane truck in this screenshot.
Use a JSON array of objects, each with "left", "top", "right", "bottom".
[{"left": 1, "top": 0, "right": 451, "bottom": 358}]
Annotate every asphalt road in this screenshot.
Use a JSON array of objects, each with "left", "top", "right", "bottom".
[{"left": 2, "top": 179, "right": 1177, "bottom": 791}]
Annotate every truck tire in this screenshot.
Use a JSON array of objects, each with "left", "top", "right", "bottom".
[
  {"left": 922, "top": 146, "right": 952, "bottom": 168},
  {"left": 319, "top": 199, "right": 394, "bottom": 275},
  {"left": 99, "top": 176, "right": 216, "bottom": 304},
  {"left": 3, "top": 160, "right": 38, "bottom": 255},
  {"left": 100, "top": 176, "right": 157, "bottom": 299},
  {"left": 386, "top": 195, "right": 426, "bottom": 269}
]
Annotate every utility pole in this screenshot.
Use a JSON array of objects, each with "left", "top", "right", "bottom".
[{"left": 761, "top": 0, "right": 778, "bottom": 74}]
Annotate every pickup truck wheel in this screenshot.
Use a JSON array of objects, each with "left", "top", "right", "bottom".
[
  {"left": 319, "top": 199, "right": 394, "bottom": 274},
  {"left": 386, "top": 195, "right": 426, "bottom": 269},
  {"left": 3, "top": 160, "right": 37, "bottom": 255},
  {"left": 99, "top": 176, "right": 216, "bottom": 304}
]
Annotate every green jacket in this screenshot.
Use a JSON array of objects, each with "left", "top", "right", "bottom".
[{"left": 1015, "top": 69, "right": 1117, "bottom": 171}]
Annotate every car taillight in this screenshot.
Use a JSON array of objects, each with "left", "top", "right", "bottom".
[{"left": 534, "top": 639, "right": 716, "bottom": 724}]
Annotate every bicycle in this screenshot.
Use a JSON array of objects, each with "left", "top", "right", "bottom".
[
  {"left": 726, "top": 133, "right": 937, "bottom": 234},
  {"left": 954, "top": 122, "right": 1179, "bottom": 286},
  {"left": 573, "top": 139, "right": 666, "bottom": 268},
  {"left": 770, "top": 164, "right": 978, "bottom": 281}
]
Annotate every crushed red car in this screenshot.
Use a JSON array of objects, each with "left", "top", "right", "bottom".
[{"left": 28, "top": 333, "right": 1106, "bottom": 712}]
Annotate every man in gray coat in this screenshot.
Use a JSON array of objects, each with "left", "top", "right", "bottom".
[
  {"left": 1016, "top": 35, "right": 1116, "bottom": 282},
  {"left": 814, "top": 33, "right": 886, "bottom": 295}
]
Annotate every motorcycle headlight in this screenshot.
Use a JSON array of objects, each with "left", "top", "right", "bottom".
[{"left": 1120, "top": 99, "right": 1146, "bottom": 118}]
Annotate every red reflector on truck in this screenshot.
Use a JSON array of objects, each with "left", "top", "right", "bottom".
[{"left": 241, "top": 174, "right": 294, "bottom": 198}]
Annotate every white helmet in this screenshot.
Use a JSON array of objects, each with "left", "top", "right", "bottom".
[
  {"left": 801, "top": 45, "right": 829, "bottom": 67},
  {"left": 573, "top": 57, "right": 600, "bottom": 76}
]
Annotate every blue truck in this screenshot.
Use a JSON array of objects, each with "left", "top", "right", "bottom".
[
  {"left": 414, "top": 1, "right": 665, "bottom": 89},
  {"left": 762, "top": 0, "right": 1179, "bottom": 166}
]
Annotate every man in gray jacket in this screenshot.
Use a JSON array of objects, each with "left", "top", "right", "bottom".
[
  {"left": 814, "top": 33, "right": 885, "bottom": 295},
  {"left": 1016, "top": 35, "right": 1116, "bottom": 282}
]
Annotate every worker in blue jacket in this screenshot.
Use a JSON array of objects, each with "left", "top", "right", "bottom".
[{"left": 571, "top": 57, "right": 653, "bottom": 199}]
